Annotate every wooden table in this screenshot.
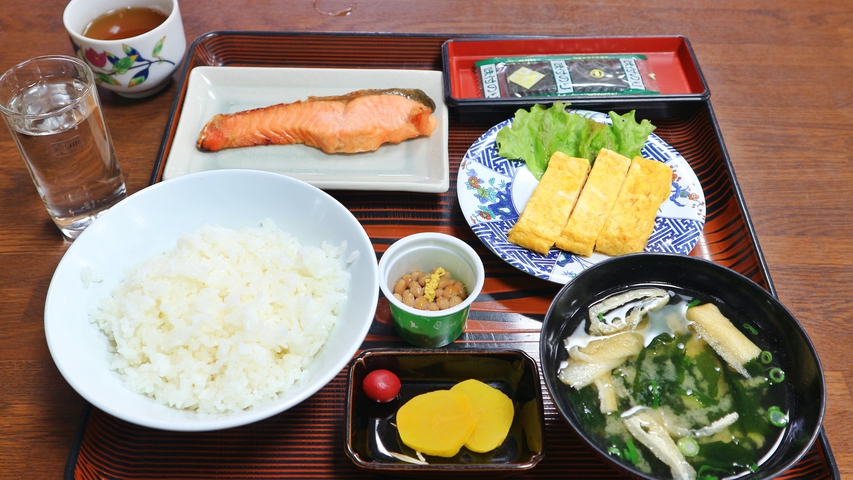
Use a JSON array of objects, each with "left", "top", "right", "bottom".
[{"left": 0, "top": 0, "right": 850, "bottom": 478}]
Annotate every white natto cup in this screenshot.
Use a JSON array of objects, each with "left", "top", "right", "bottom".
[{"left": 63, "top": 0, "right": 186, "bottom": 98}]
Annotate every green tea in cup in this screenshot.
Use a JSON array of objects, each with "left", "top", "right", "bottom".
[{"left": 83, "top": 6, "right": 168, "bottom": 40}]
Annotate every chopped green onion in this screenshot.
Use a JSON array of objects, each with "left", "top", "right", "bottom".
[
  {"left": 623, "top": 438, "right": 639, "bottom": 464},
  {"left": 760, "top": 351, "right": 773, "bottom": 364},
  {"left": 677, "top": 437, "right": 700, "bottom": 457},
  {"left": 607, "top": 446, "right": 621, "bottom": 457},
  {"left": 768, "top": 406, "right": 788, "bottom": 427},
  {"left": 687, "top": 299, "right": 702, "bottom": 308},
  {"left": 744, "top": 323, "right": 758, "bottom": 335},
  {"left": 769, "top": 368, "right": 786, "bottom": 383},
  {"left": 597, "top": 312, "right": 605, "bottom": 322}
]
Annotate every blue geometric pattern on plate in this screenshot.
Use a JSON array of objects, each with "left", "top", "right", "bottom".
[
  {"left": 456, "top": 109, "right": 707, "bottom": 285},
  {"left": 642, "top": 139, "right": 678, "bottom": 161},
  {"left": 470, "top": 220, "right": 560, "bottom": 281},
  {"left": 647, "top": 218, "right": 704, "bottom": 253}
]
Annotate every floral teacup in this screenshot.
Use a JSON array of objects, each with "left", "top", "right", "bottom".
[{"left": 63, "top": 0, "right": 186, "bottom": 98}]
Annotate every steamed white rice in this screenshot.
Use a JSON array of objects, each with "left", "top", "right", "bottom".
[{"left": 88, "top": 220, "right": 351, "bottom": 414}]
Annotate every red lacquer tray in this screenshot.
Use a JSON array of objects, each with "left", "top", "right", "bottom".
[
  {"left": 65, "top": 32, "right": 838, "bottom": 479},
  {"left": 444, "top": 36, "right": 708, "bottom": 98},
  {"left": 442, "top": 35, "right": 710, "bottom": 122}
]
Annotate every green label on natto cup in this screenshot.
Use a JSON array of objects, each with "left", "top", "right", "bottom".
[{"left": 390, "top": 303, "right": 470, "bottom": 348}]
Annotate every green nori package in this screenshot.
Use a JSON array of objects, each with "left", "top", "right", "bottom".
[{"left": 476, "top": 54, "right": 659, "bottom": 98}]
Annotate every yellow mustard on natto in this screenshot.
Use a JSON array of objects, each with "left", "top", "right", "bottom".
[{"left": 423, "top": 267, "right": 445, "bottom": 302}]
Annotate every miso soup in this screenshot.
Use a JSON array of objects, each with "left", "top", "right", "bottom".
[{"left": 558, "top": 287, "right": 789, "bottom": 480}]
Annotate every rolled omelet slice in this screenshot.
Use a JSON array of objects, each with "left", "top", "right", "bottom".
[
  {"left": 507, "top": 152, "right": 590, "bottom": 255},
  {"left": 555, "top": 148, "right": 631, "bottom": 256},
  {"left": 594, "top": 156, "right": 672, "bottom": 256}
]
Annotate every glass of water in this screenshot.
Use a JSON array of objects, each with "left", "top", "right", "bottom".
[{"left": 0, "top": 55, "right": 125, "bottom": 240}]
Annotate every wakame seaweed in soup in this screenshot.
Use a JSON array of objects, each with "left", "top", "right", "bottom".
[{"left": 558, "top": 287, "right": 790, "bottom": 480}]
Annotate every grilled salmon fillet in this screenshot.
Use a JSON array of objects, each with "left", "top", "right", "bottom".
[{"left": 197, "top": 88, "right": 438, "bottom": 154}]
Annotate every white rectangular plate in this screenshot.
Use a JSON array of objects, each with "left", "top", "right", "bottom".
[{"left": 164, "top": 67, "right": 449, "bottom": 192}]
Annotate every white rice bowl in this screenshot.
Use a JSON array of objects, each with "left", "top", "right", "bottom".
[{"left": 44, "top": 170, "right": 378, "bottom": 431}]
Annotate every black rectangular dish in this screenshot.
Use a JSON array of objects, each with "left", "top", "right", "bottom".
[
  {"left": 345, "top": 349, "right": 545, "bottom": 474},
  {"left": 63, "top": 31, "right": 837, "bottom": 480}
]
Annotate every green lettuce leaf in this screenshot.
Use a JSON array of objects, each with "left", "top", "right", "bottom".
[
  {"left": 609, "top": 109, "right": 656, "bottom": 160},
  {"left": 494, "top": 103, "right": 656, "bottom": 180},
  {"left": 494, "top": 104, "right": 548, "bottom": 179}
]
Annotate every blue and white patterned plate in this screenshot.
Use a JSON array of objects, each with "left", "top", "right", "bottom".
[{"left": 457, "top": 109, "right": 706, "bottom": 284}]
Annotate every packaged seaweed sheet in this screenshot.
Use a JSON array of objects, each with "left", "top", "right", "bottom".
[{"left": 476, "top": 54, "right": 659, "bottom": 98}]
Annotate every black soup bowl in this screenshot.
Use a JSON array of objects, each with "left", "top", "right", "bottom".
[{"left": 539, "top": 253, "right": 825, "bottom": 479}]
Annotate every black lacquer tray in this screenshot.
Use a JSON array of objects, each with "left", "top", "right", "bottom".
[{"left": 64, "top": 31, "right": 838, "bottom": 480}]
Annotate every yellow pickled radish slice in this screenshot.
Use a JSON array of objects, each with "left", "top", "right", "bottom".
[
  {"left": 520, "top": 399, "right": 542, "bottom": 452},
  {"left": 396, "top": 389, "right": 479, "bottom": 457},
  {"left": 450, "top": 379, "right": 515, "bottom": 453}
]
